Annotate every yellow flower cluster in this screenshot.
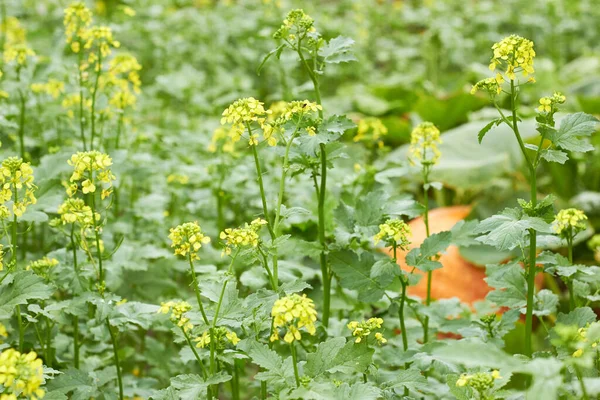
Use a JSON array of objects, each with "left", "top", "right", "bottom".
[
  {"left": 0, "top": 349, "right": 45, "bottom": 400},
  {"left": 373, "top": 219, "right": 411, "bottom": 249},
  {"left": 538, "top": 92, "right": 566, "bottom": 113},
  {"left": 84, "top": 26, "right": 120, "bottom": 60},
  {"left": 166, "top": 174, "right": 189, "bottom": 185},
  {"left": 263, "top": 100, "right": 322, "bottom": 146},
  {"left": 347, "top": 318, "right": 387, "bottom": 344},
  {"left": 220, "top": 97, "right": 271, "bottom": 146},
  {"left": 26, "top": 257, "right": 59, "bottom": 279},
  {"left": 31, "top": 79, "right": 65, "bottom": 99},
  {"left": 168, "top": 222, "right": 211, "bottom": 260},
  {"left": 104, "top": 53, "right": 142, "bottom": 111},
  {"left": 158, "top": 300, "right": 193, "bottom": 332},
  {"left": 208, "top": 126, "right": 238, "bottom": 153},
  {"left": 470, "top": 73, "right": 504, "bottom": 96},
  {"left": 273, "top": 9, "right": 315, "bottom": 42},
  {"left": 57, "top": 198, "right": 97, "bottom": 226},
  {"left": 219, "top": 218, "right": 267, "bottom": 256},
  {"left": 0, "top": 157, "right": 37, "bottom": 218},
  {"left": 572, "top": 326, "right": 599, "bottom": 358},
  {"left": 456, "top": 370, "right": 501, "bottom": 390},
  {"left": 61, "top": 93, "right": 92, "bottom": 119},
  {"left": 270, "top": 293, "right": 317, "bottom": 343},
  {"left": 64, "top": 1, "right": 93, "bottom": 47},
  {"left": 194, "top": 327, "right": 240, "bottom": 349},
  {"left": 3, "top": 17, "right": 26, "bottom": 46},
  {"left": 409, "top": 122, "right": 442, "bottom": 166},
  {"left": 554, "top": 208, "right": 588, "bottom": 238},
  {"left": 0, "top": 322, "right": 7, "bottom": 342},
  {"left": 3, "top": 44, "right": 36, "bottom": 66},
  {"left": 67, "top": 151, "right": 115, "bottom": 199},
  {"left": 489, "top": 35, "right": 535, "bottom": 80},
  {"left": 354, "top": 118, "right": 388, "bottom": 148}
]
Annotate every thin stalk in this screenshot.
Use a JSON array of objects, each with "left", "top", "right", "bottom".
[
  {"left": 88, "top": 176, "right": 104, "bottom": 286},
  {"left": 90, "top": 51, "right": 103, "bottom": 149},
  {"left": 567, "top": 236, "right": 575, "bottom": 311},
  {"left": 574, "top": 364, "right": 590, "bottom": 400},
  {"left": 182, "top": 327, "right": 208, "bottom": 379},
  {"left": 249, "top": 132, "right": 275, "bottom": 239},
  {"left": 188, "top": 254, "right": 209, "bottom": 324},
  {"left": 115, "top": 113, "right": 124, "bottom": 148},
  {"left": 318, "top": 143, "right": 330, "bottom": 328},
  {"left": 422, "top": 167, "right": 432, "bottom": 343},
  {"left": 16, "top": 305, "right": 24, "bottom": 352},
  {"left": 394, "top": 243, "right": 408, "bottom": 353},
  {"left": 73, "top": 315, "right": 80, "bottom": 368},
  {"left": 17, "top": 85, "right": 26, "bottom": 159},
  {"left": 11, "top": 184, "right": 18, "bottom": 265},
  {"left": 77, "top": 44, "right": 87, "bottom": 150},
  {"left": 106, "top": 319, "right": 124, "bottom": 400},
  {"left": 290, "top": 341, "right": 300, "bottom": 387},
  {"left": 273, "top": 137, "right": 295, "bottom": 234}
]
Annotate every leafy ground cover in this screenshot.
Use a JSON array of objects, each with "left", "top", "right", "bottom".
[{"left": 1, "top": 1, "right": 600, "bottom": 399}]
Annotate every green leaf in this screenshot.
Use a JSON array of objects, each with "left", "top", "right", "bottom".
[
  {"left": 433, "top": 340, "right": 521, "bottom": 370},
  {"left": 47, "top": 368, "right": 97, "bottom": 400},
  {"left": 296, "top": 115, "right": 353, "bottom": 156},
  {"left": 0, "top": 271, "right": 53, "bottom": 319},
  {"left": 478, "top": 118, "right": 502, "bottom": 143},
  {"left": 475, "top": 207, "right": 551, "bottom": 250},
  {"left": 257, "top": 44, "right": 285, "bottom": 75},
  {"left": 540, "top": 148, "right": 568, "bottom": 164},
  {"left": 330, "top": 251, "right": 390, "bottom": 302},
  {"left": 546, "top": 112, "right": 599, "bottom": 152},
  {"left": 327, "top": 340, "right": 374, "bottom": 374},
  {"left": 532, "top": 289, "right": 559, "bottom": 316},
  {"left": 305, "top": 337, "right": 346, "bottom": 378},
  {"left": 388, "top": 368, "right": 428, "bottom": 393},
  {"left": 446, "top": 374, "right": 470, "bottom": 400},
  {"left": 319, "top": 36, "right": 357, "bottom": 64},
  {"left": 556, "top": 306, "right": 596, "bottom": 327},
  {"left": 405, "top": 231, "right": 452, "bottom": 272},
  {"left": 170, "top": 372, "right": 231, "bottom": 400},
  {"left": 485, "top": 262, "right": 527, "bottom": 309}
]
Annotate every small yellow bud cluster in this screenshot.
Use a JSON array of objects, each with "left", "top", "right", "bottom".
[
  {"left": 220, "top": 97, "right": 271, "bottom": 146},
  {"left": 554, "top": 208, "right": 588, "bottom": 238},
  {"left": 64, "top": 1, "right": 93, "bottom": 48},
  {"left": 537, "top": 92, "right": 566, "bottom": 113},
  {"left": 489, "top": 35, "right": 535, "bottom": 80},
  {"left": 194, "top": 327, "right": 240, "bottom": 349},
  {"left": 409, "top": 122, "right": 442, "bottom": 166},
  {"left": 0, "top": 157, "right": 37, "bottom": 218},
  {"left": 0, "top": 348, "right": 45, "bottom": 400},
  {"left": 273, "top": 9, "right": 316, "bottom": 43},
  {"left": 572, "top": 326, "right": 599, "bottom": 358},
  {"left": 26, "top": 257, "right": 59, "bottom": 279},
  {"left": 354, "top": 118, "right": 388, "bottom": 148},
  {"left": 84, "top": 26, "right": 120, "bottom": 60},
  {"left": 105, "top": 53, "right": 142, "bottom": 111},
  {"left": 347, "top": 318, "right": 386, "bottom": 344},
  {"left": 67, "top": 151, "right": 115, "bottom": 199},
  {"left": 31, "top": 79, "right": 65, "bottom": 99},
  {"left": 270, "top": 293, "right": 318, "bottom": 343},
  {"left": 219, "top": 218, "right": 267, "bottom": 256},
  {"left": 263, "top": 100, "right": 322, "bottom": 146},
  {"left": 373, "top": 218, "right": 411, "bottom": 249},
  {"left": 168, "top": 222, "right": 211, "bottom": 260},
  {"left": 158, "top": 301, "right": 193, "bottom": 332},
  {"left": 3, "top": 44, "right": 36, "bottom": 66},
  {"left": 456, "top": 370, "right": 501, "bottom": 392},
  {"left": 166, "top": 174, "right": 189, "bottom": 185},
  {"left": 56, "top": 198, "right": 97, "bottom": 227},
  {"left": 470, "top": 73, "right": 504, "bottom": 96},
  {"left": 0, "top": 323, "right": 7, "bottom": 342}
]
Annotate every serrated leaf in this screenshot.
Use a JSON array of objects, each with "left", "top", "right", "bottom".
[
  {"left": 257, "top": 44, "right": 285, "bottom": 75},
  {"left": 478, "top": 118, "right": 502, "bottom": 143},
  {"left": 329, "top": 251, "right": 390, "bottom": 302},
  {"left": 0, "top": 271, "right": 53, "bottom": 318},
  {"left": 547, "top": 112, "right": 599, "bottom": 152},
  {"left": 389, "top": 368, "right": 428, "bottom": 393},
  {"left": 532, "top": 289, "right": 559, "bottom": 316},
  {"left": 540, "top": 148, "right": 568, "bottom": 164},
  {"left": 405, "top": 231, "right": 452, "bottom": 272},
  {"left": 319, "top": 36, "right": 357, "bottom": 64},
  {"left": 556, "top": 306, "right": 596, "bottom": 327},
  {"left": 47, "top": 368, "right": 97, "bottom": 399},
  {"left": 485, "top": 262, "right": 527, "bottom": 309},
  {"left": 305, "top": 337, "right": 346, "bottom": 378},
  {"left": 327, "top": 340, "right": 374, "bottom": 374},
  {"left": 170, "top": 372, "right": 231, "bottom": 400},
  {"left": 475, "top": 207, "right": 551, "bottom": 250}
]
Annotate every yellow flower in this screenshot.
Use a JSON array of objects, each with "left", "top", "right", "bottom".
[
  {"left": 31, "top": 79, "right": 65, "bottom": 99},
  {"left": 168, "top": 222, "right": 211, "bottom": 260},
  {"left": 226, "top": 331, "right": 240, "bottom": 345},
  {"left": 573, "top": 348, "right": 583, "bottom": 358},
  {"left": 3, "top": 44, "right": 35, "bottom": 66},
  {"left": 354, "top": 118, "right": 388, "bottom": 147},
  {"left": 470, "top": 73, "right": 504, "bottom": 96},
  {"left": 0, "top": 349, "right": 45, "bottom": 400},
  {"left": 67, "top": 151, "right": 115, "bottom": 198},
  {"left": 64, "top": 1, "right": 93, "bottom": 46},
  {"left": 158, "top": 301, "right": 194, "bottom": 332},
  {"left": 273, "top": 9, "right": 315, "bottom": 43},
  {"left": 373, "top": 219, "right": 411, "bottom": 249},
  {"left": 219, "top": 218, "right": 267, "bottom": 256},
  {"left": 456, "top": 374, "right": 469, "bottom": 387},
  {"left": 270, "top": 293, "right": 317, "bottom": 343},
  {"left": 195, "top": 331, "right": 211, "bottom": 348},
  {"left": 554, "top": 208, "right": 588, "bottom": 238},
  {"left": 0, "top": 157, "right": 37, "bottom": 218},
  {"left": 0, "top": 322, "right": 7, "bottom": 341},
  {"left": 57, "top": 198, "right": 96, "bottom": 226},
  {"left": 537, "top": 92, "right": 566, "bottom": 114},
  {"left": 347, "top": 318, "right": 386, "bottom": 345},
  {"left": 489, "top": 35, "right": 535, "bottom": 80},
  {"left": 409, "top": 122, "right": 442, "bottom": 166},
  {"left": 26, "top": 257, "right": 59, "bottom": 278}
]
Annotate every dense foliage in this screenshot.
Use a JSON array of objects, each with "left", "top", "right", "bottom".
[{"left": 1, "top": 1, "right": 600, "bottom": 399}]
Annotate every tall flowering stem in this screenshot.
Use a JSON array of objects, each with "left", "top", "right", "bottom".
[{"left": 409, "top": 122, "right": 441, "bottom": 343}]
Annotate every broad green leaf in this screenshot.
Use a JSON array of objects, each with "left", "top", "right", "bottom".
[
  {"left": 546, "top": 112, "right": 599, "bottom": 152},
  {"left": 475, "top": 207, "right": 551, "bottom": 250},
  {"left": 485, "top": 262, "right": 527, "bottom": 309},
  {"left": 388, "top": 368, "right": 428, "bottom": 393},
  {"left": 556, "top": 306, "right": 597, "bottom": 328},
  {"left": 305, "top": 337, "right": 346, "bottom": 377},
  {"left": 433, "top": 340, "right": 521, "bottom": 370},
  {"left": 540, "top": 148, "right": 568, "bottom": 164},
  {"left": 319, "top": 36, "right": 357, "bottom": 64},
  {"left": 330, "top": 251, "right": 390, "bottom": 302},
  {"left": 47, "top": 368, "right": 97, "bottom": 399},
  {"left": 405, "top": 231, "right": 452, "bottom": 272},
  {"left": 532, "top": 289, "right": 559, "bottom": 316},
  {"left": 0, "top": 271, "right": 53, "bottom": 318},
  {"left": 170, "top": 372, "right": 231, "bottom": 400},
  {"left": 327, "top": 340, "right": 374, "bottom": 374}
]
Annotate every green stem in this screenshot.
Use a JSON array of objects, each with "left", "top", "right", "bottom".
[
  {"left": 16, "top": 305, "right": 23, "bottom": 352},
  {"left": 188, "top": 255, "right": 209, "bottom": 324},
  {"left": 77, "top": 45, "right": 87, "bottom": 151},
  {"left": 90, "top": 51, "right": 103, "bottom": 150},
  {"left": 106, "top": 319, "right": 124, "bottom": 400},
  {"left": 273, "top": 137, "right": 295, "bottom": 234},
  {"left": 17, "top": 85, "right": 26, "bottom": 160},
  {"left": 11, "top": 184, "right": 18, "bottom": 266},
  {"left": 115, "top": 113, "right": 123, "bottom": 149},
  {"left": 574, "top": 364, "right": 590, "bottom": 400},
  {"left": 394, "top": 242, "right": 409, "bottom": 353},
  {"left": 73, "top": 315, "right": 80, "bottom": 368},
  {"left": 290, "top": 341, "right": 300, "bottom": 387},
  {"left": 182, "top": 327, "right": 208, "bottom": 379},
  {"left": 88, "top": 177, "right": 104, "bottom": 287},
  {"left": 318, "top": 143, "right": 330, "bottom": 328},
  {"left": 567, "top": 236, "right": 575, "bottom": 311},
  {"left": 423, "top": 167, "right": 432, "bottom": 343}
]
